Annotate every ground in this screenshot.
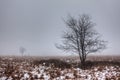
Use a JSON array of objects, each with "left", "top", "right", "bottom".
[{"left": 0, "top": 56, "right": 120, "bottom": 80}]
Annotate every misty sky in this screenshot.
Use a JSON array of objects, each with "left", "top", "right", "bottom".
[{"left": 0, "top": 0, "right": 120, "bottom": 56}]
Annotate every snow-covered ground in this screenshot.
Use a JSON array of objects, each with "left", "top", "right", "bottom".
[{"left": 0, "top": 56, "right": 120, "bottom": 80}]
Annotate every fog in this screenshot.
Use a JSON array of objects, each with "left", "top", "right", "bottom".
[{"left": 0, "top": 0, "right": 120, "bottom": 56}]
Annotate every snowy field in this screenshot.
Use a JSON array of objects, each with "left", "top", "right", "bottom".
[{"left": 0, "top": 56, "right": 120, "bottom": 80}]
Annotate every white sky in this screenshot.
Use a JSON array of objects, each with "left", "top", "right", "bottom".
[{"left": 0, "top": 0, "right": 120, "bottom": 56}]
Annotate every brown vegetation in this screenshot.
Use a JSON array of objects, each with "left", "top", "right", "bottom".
[{"left": 0, "top": 56, "right": 119, "bottom": 80}]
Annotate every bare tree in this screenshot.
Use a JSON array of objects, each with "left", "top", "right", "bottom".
[
  {"left": 19, "top": 47, "right": 26, "bottom": 56},
  {"left": 56, "top": 14, "right": 106, "bottom": 69}
]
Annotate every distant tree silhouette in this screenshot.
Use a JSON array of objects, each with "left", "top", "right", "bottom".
[
  {"left": 19, "top": 47, "right": 26, "bottom": 56},
  {"left": 56, "top": 14, "right": 107, "bottom": 69}
]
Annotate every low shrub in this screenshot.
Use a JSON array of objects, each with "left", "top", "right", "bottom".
[
  {"left": 76, "top": 61, "right": 120, "bottom": 69},
  {"left": 92, "top": 61, "right": 120, "bottom": 66},
  {"left": 33, "top": 59, "right": 72, "bottom": 69}
]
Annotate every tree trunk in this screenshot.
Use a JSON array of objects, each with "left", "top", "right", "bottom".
[{"left": 80, "top": 57, "right": 86, "bottom": 69}]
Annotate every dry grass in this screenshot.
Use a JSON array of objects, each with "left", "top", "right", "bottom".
[{"left": 0, "top": 55, "right": 119, "bottom": 80}]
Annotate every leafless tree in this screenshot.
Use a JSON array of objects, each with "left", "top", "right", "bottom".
[
  {"left": 56, "top": 14, "right": 107, "bottom": 69},
  {"left": 19, "top": 47, "right": 26, "bottom": 56}
]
